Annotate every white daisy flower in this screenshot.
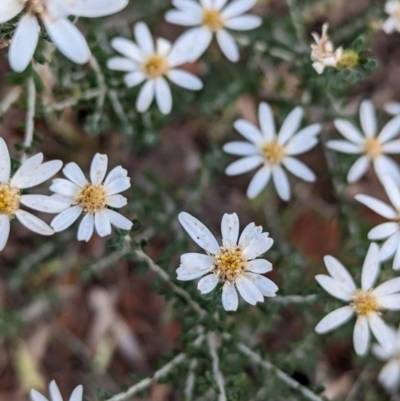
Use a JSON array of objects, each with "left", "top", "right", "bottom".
[
  {"left": 326, "top": 99, "right": 400, "bottom": 184},
  {"left": 1, "top": 0, "right": 128, "bottom": 73},
  {"left": 31, "top": 380, "right": 83, "bottom": 401},
  {"left": 107, "top": 22, "right": 203, "bottom": 115},
  {"left": 178, "top": 212, "right": 278, "bottom": 311},
  {"left": 223, "top": 102, "right": 321, "bottom": 201},
  {"left": 310, "top": 23, "right": 343, "bottom": 75},
  {"left": 315, "top": 243, "right": 400, "bottom": 356},
  {"left": 355, "top": 175, "right": 400, "bottom": 270},
  {"left": 383, "top": 1, "right": 400, "bottom": 34},
  {"left": 0, "top": 137, "right": 65, "bottom": 251},
  {"left": 50, "top": 153, "right": 133, "bottom": 241},
  {"left": 385, "top": 101, "right": 400, "bottom": 116},
  {"left": 373, "top": 325, "right": 400, "bottom": 393},
  {"left": 164, "top": 0, "right": 262, "bottom": 63}
]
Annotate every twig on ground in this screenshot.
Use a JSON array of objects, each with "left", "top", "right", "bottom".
[
  {"left": 207, "top": 332, "right": 227, "bottom": 401},
  {"left": 21, "top": 77, "right": 36, "bottom": 162}
]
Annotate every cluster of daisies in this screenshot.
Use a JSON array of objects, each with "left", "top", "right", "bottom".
[
  {"left": 3, "top": 0, "right": 400, "bottom": 397},
  {"left": 0, "top": 138, "right": 132, "bottom": 250}
]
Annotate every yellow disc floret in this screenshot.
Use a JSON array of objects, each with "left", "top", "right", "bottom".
[
  {"left": 262, "top": 141, "right": 285, "bottom": 164},
  {"left": 212, "top": 246, "right": 247, "bottom": 283},
  {"left": 0, "top": 184, "right": 20, "bottom": 216},
  {"left": 202, "top": 9, "right": 224, "bottom": 31},
  {"left": 351, "top": 290, "right": 379, "bottom": 316},
  {"left": 23, "top": 0, "right": 46, "bottom": 14},
  {"left": 75, "top": 183, "right": 106, "bottom": 213},
  {"left": 364, "top": 138, "right": 382, "bottom": 158},
  {"left": 142, "top": 55, "right": 169, "bottom": 79}
]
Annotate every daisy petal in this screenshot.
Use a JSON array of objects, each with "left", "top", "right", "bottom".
[
  {"left": 369, "top": 312, "right": 393, "bottom": 349},
  {"left": 378, "top": 115, "right": 400, "bottom": 143},
  {"left": 51, "top": 205, "right": 82, "bottom": 232},
  {"left": 105, "top": 209, "right": 132, "bottom": 231},
  {"left": 15, "top": 210, "right": 53, "bottom": 235},
  {"left": 107, "top": 57, "right": 137, "bottom": 71},
  {"left": 222, "top": 283, "right": 239, "bottom": 311},
  {"left": 18, "top": 160, "right": 63, "bottom": 189},
  {"left": 134, "top": 22, "right": 154, "bottom": 55},
  {"left": 155, "top": 77, "right": 172, "bottom": 115},
  {"left": 361, "top": 243, "right": 380, "bottom": 290},
  {"left": 323, "top": 255, "right": 356, "bottom": 293},
  {"left": 360, "top": 100, "right": 377, "bottom": 138},
  {"left": 11, "top": 153, "right": 43, "bottom": 188},
  {"left": 285, "top": 137, "right": 318, "bottom": 156},
  {"left": 272, "top": 165, "right": 290, "bottom": 201},
  {"left": 180, "top": 253, "right": 214, "bottom": 271},
  {"left": 0, "top": 215, "right": 10, "bottom": 252},
  {"left": 0, "top": 138, "right": 11, "bottom": 183},
  {"left": 110, "top": 38, "right": 144, "bottom": 63},
  {"left": 259, "top": 102, "right": 275, "bottom": 141},
  {"left": 282, "top": 157, "right": 315, "bottom": 182},
  {"left": 104, "top": 166, "right": 128, "bottom": 186},
  {"left": 374, "top": 277, "right": 400, "bottom": 297},
  {"left": 368, "top": 222, "right": 399, "bottom": 240},
  {"left": 223, "top": 141, "right": 258, "bottom": 156},
  {"left": 224, "top": 15, "right": 262, "bottom": 30},
  {"left": 69, "top": 385, "right": 83, "bottom": 401},
  {"left": 94, "top": 210, "right": 112, "bottom": 237},
  {"left": 77, "top": 213, "right": 94, "bottom": 242},
  {"left": 347, "top": 156, "right": 370, "bottom": 183},
  {"left": 197, "top": 274, "right": 219, "bottom": 294},
  {"left": 278, "top": 107, "right": 303, "bottom": 145},
  {"left": 378, "top": 295, "right": 400, "bottom": 310},
  {"left": 225, "top": 155, "right": 263, "bottom": 176},
  {"left": 165, "top": 10, "right": 200, "bottom": 25},
  {"left": 246, "top": 165, "right": 271, "bottom": 199},
  {"left": 216, "top": 29, "right": 239, "bottom": 62},
  {"left": 67, "top": 0, "right": 127, "bottom": 17},
  {"left": 90, "top": 153, "right": 108, "bottom": 185},
  {"left": 380, "top": 232, "right": 400, "bottom": 262},
  {"left": 105, "top": 177, "right": 131, "bottom": 196},
  {"left": 233, "top": 119, "right": 264, "bottom": 144},
  {"left": 167, "top": 69, "right": 202, "bottom": 90},
  {"left": 242, "top": 233, "right": 273, "bottom": 259},
  {"left": 235, "top": 275, "right": 263, "bottom": 305},
  {"left": 50, "top": 179, "right": 80, "bottom": 197},
  {"left": 30, "top": 389, "right": 48, "bottom": 401},
  {"left": 49, "top": 381, "right": 63, "bottom": 401},
  {"left": 9, "top": 14, "right": 39, "bottom": 73},
  {"left": 106, "top": 194, "right": 127, "bottom": 208},
  {"left": 326, "top": 140, "right": 362, "bottom": 154},
  {"left": 179, "top": 212, "right": 220, "bottom": 254},
  {"left": 382, "top": 139, "right": 400, "bottom": 153},
  {"left": 385, "top": 101, "right": 400, "bottom": 116},
  {"left": 124, "top": 71, "right": 146, "bottom": 88},
  {"left": 334, "top": 119, "right": 364, "bottom": 144},
  {"left": 353, "top": 315, "right": 370, "bottom": 356},
  {"left": 238, "top": 222, "right": 262, "bottom": 247},
  {"left": 315, "top": 274, "right": 353, "bottom": 301},
  {"left": 221, "top": 0, "right": 257, "bottom": 19},
  {"left": 63, "top": 162, "right": 86, "bottom": 187},
  {"left": 221, "top": 212, "right": 239, "bottom": 247},
  {"left": 20, "top": 195, "right": 69, "bottom": 213},
  {"left": 176, "top": 267, "right": 208, "bottom": 280},
  {"left": 136, "top": 80, "right": 155, "bottom": 113},
  {"left": 246, "top": 259, "right": 272, "bottom": 274},
  {"left": 375, "top": 155, "right": 400, "bottom": 185},
  {"left": 315, "top": 306, "right": 354, "bottom": 333},
  {"left": 0, "top": 0, "right": 24, "bottom": 24},
  {"left": 244, "top": 272, "right": 278, "bottom": 297},
  {"left": 43, "top": 16, "right": 90, "bottom": 64},
  {"left": 355, "top": 194, "right": 397, "bottom": 219},
  {"left": 378, "top": 360, "right": 400, "bottom": 393}
]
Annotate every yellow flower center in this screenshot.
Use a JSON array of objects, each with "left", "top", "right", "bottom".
[
  {"left": 202, "top": 9, "right": 224, "bottom": 31},
  {"left": 0, "top": 184, "right": 20, "bottom": 216},
  {"left": 75, "top": 183, "right": 106, "bottom": 213},
  {"left": 212, "top": 246, "right": 247, "bottom": 283},
  {"left": 142, "top": 55, "right": 169, "bottom": 79},
  {"left": 351, "top": 290, "right": 379, "bottom": 316},
  {"left": 23, "top": 0, "right": 46, "bottom": 14},
  {"left": 262, "top": 141, "right": 285, "bottom": 164},
  {"left": 364, "top": 138, "right": 382, "bottom": 158}
]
